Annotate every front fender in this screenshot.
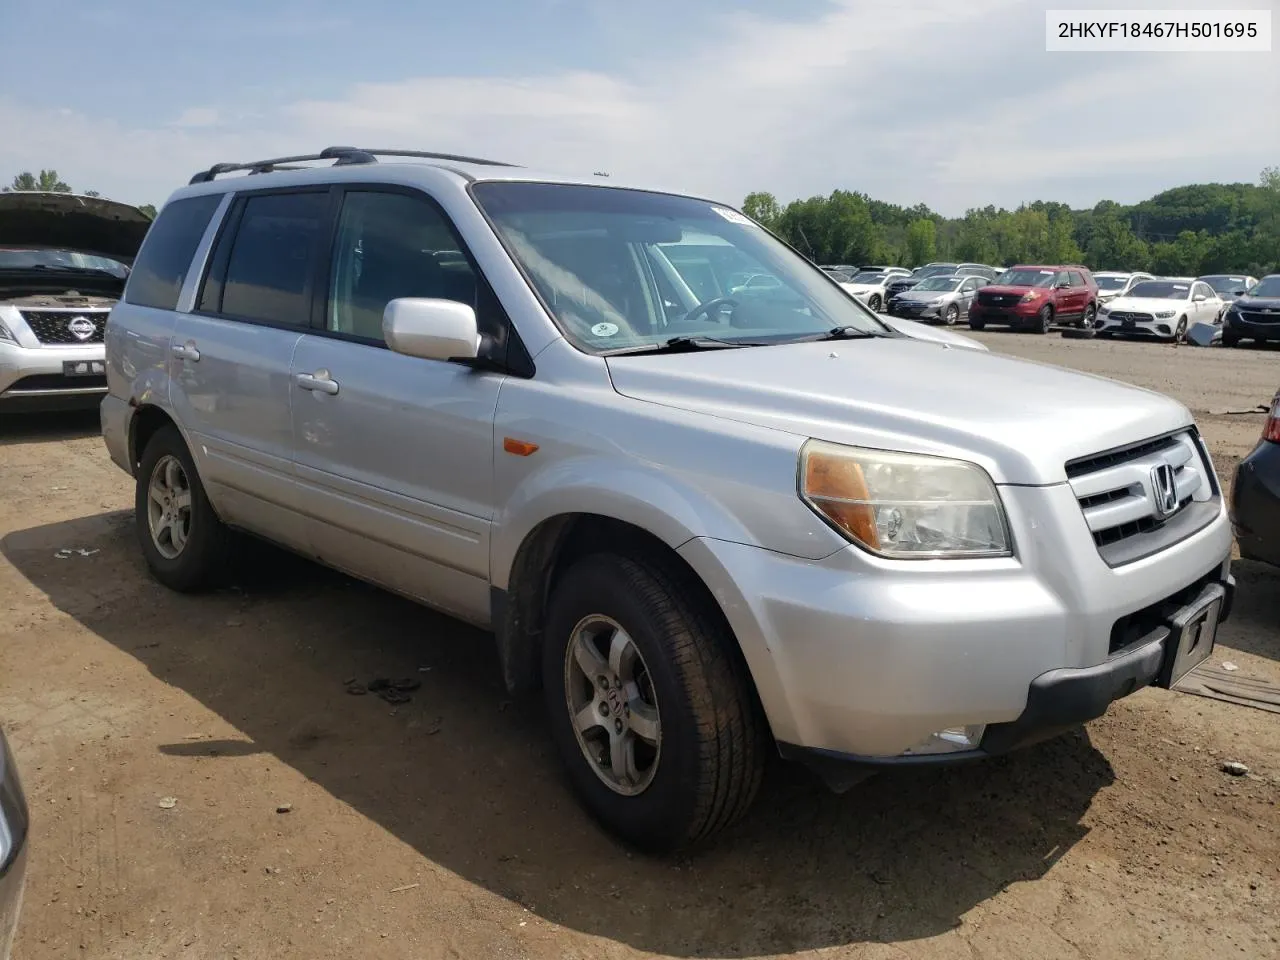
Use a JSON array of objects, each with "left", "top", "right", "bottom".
[{"left": 492, "top": 454, "right": 777, "bottom": 590}]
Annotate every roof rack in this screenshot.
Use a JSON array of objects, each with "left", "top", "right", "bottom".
[{"left": 188, "top": 146, "right": 518, "bottom": 185}]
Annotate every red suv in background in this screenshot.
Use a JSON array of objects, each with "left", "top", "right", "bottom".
[{"left": 968, "top": 265, "right": 1099, "bottom": 333}]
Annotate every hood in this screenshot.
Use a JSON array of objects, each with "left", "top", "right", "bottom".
[
  {"left": 878, "top": 315, "right": 986, "bottom": 351},
  {"left": 605, "top": 337, "right": 1191, "bottom": 485},
  {"left": 894, "top": 287, "right": 956, "bottom": 302},
  {"left": 1105, "top": 296, "right": 1191, "bottom": 313},
  {"left": 980, "top": 283, "right": 1040, "bottom": 296},
  {"left": 0, "top": 192, "right": 152, "bottom": 264},
  {"left": 1232, "top": 296, "right": 1280, "bottom": 311}
]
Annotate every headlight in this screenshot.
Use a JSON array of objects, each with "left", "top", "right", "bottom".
[
  {"left": 0, "top": 319, "right": 15, "bottom": 343},
  {"left": 1154, "top": 310, "right": 1176, "bottom": 319},
  {"left": 799, "top": 441, "right": 1011, "bottom": 559},
  {"left": 929, "top": 298, "right": 945, "bottom": 306},
  {"left": 1020, "top": 291, "right": 1041, "bottom": 302}
]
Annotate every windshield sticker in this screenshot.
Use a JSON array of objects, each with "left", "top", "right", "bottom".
[
  {"left": 1039, "top": 270, "right": 1054, "bottom": 274},
  {"left": 591, "top": 322, "right": 620, "bottom": 337},
  {"left": 711, "top": 206, "right": 755, "bottom": 226}
]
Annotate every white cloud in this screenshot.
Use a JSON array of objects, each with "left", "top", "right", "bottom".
[{"left": 2, "top": 0, "right": 1276, "bottom": 212}]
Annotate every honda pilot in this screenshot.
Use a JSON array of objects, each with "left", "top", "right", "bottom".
[{"left": 101, "top": 147, "right": 1233, "bottom": 851}]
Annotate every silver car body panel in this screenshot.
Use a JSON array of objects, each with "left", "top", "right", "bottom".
[{"left": 102, "top": 159, "right": 1232, "bottom": 759}]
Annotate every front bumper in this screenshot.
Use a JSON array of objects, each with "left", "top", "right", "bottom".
[
  {"left": 1096, "top": 315, "right": 1179, "bottom": 338},
  {"left": 888, "top": 301, "right": 944, "bottom": 321},
  {"left": 1224, "top": 312, "right": 1280, "bottom": 343},
  {"left": 678, "top": 481, "right": 1233, "bottom": 764},
  {"left": 0, "top": 730, "right": 29, "bottom": 959},
  {"left": 0, "top": 339, "right": 107, "bottom": 411},
  {"left": 1231, "top": 440, "right": 1280, "bottom": 567},
  {"left": 969, "top": 302, "right": 1039, "bottom": 325}
]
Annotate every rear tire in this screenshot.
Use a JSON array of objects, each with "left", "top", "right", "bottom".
[
  {"left": 135, "top": 424, "right": 234, "bottom": 592},
  {"left": 542, "top": 553, "right": 766, "bottom": 852},
  {"left": 1080, "top": 303, "right": 1096, "bottom": 329}
]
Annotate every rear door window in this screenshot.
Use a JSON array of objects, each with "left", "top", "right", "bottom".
[
  {"left": 125, "top": 194, "right": 222, "bottom": 310},
  {"left": 215, "top": 191, "right": 329, "bottom": 326}
]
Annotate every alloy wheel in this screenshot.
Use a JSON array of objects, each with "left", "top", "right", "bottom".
[
  {"left": 563, "top": 614, "right": 662, "bottom": 796},
  {"left": 147, "top": 454, "right": 193, "bottom": 560}
]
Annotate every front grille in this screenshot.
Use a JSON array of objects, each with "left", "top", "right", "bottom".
[
  {"left": 19, "top": 310, "right": 108, "bottom": 345},
  {"left": 1238, "top": 310, "right": 1280, "bottom": 325},
  {"left": 978, "top": 292, "right": 1021, "bottom": 307},
  {"left": 1066, "top": 430, "right": 1219, "bottom": 566},
  {"left": 1108, "top": 311, "right": 1155, "bottom": 323},
  {"left": 4, "top": 373, "right": 107, "bottom": 392}
]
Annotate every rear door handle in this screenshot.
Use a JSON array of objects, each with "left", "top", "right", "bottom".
[
  {"left": 171, "top": 341, "right": 201, "bottom": 362},
  {"left": 295, "top": 371, "right": 340, "bottom": 396}
]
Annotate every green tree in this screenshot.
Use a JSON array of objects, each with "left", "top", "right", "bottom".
[
  {"left": 138, "top": 203, "right": 158, "bottom": 220},
  {"left": 741, "top": 191, "right": 782, "bottom": 230},
  {"left": 904, "top": 218, "right": 937, "bottom": 266},
  {"left": 1261, "top": 166, "right": 1280, "bottom": 191},
  {"left": 5, "top": 169, "right": 71, "bottom": 192},
  {"left": 1085, "top": 212, "right": 1150, "bottom": 271}
]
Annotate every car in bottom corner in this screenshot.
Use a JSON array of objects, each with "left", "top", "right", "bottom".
[
  {"left": 968, "top": 265, "right": 1098, "bottom": 333},
  {"left": 886, "top": 273, "right": 986, "bottom": 325},
  {"left": 0, "top": 192, "right": 152, "bottom": 412},
  {"left": 101, "top": 146, "right": 1234, "bottom": 851},
  {"left": 1096, "top": 278, "right": 1223, "bottom": 342},
  {"left": 1221, "top": 274, "right": 1280, "bottom": 348},
  {"left": 0, "top": 725, "right": 29, "bottom": 960},
  {"left": 1230, "top": 389, "right": 1280, "bottom": 568}
]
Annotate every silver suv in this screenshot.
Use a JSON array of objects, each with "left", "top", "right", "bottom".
[{"left": 101, "top": 147, "right": 1234, "bottom": 850}]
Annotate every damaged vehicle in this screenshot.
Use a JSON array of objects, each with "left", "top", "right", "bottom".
[{"left": 0, "top": 192, "right": 151, "bottom": 412}]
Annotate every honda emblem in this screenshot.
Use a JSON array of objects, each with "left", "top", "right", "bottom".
[{"left": 1150, "top": 462, "right": 1178, "bottom": 517}]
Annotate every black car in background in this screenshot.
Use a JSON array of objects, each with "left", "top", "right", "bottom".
[
  {"left": 0, "top": 726, "right": 28, "bottom": 959},
  {"left": 1231, "top": 388, "right": 1280, "bottom": 568},
  {"left": 1222, "top": 275, "right": 1280, "bottom": 347}
]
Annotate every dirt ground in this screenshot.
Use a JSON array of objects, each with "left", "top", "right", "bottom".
[{"left": 1, "top": 333, "right": 1278, "bottom": 960}]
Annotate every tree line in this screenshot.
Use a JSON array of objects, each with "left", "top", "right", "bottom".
[
  {"left": 743, "top": 166, "right": 1280, "bottom": 276},
  {"left": 5, "top": 169, "right": 157, "bottom": 219}
]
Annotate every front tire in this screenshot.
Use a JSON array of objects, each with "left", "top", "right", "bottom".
[
  {"left": 1080, "top": 303, "right": 1096, "bottom": 329},
  {"left": 868, "top": 294, "right": 882, "bottom": 312},
  {"left": 542, "top": 553, "right": 766, "bottom": 852},
  {"left": 135, "top": 424, "right": 234, "bottom": 592},
  {"left": 1173, "top": 316, "right": 1188, "bottom": 342},
  {"left": 1035, "top": 305, "right": 1054, "bottom": 334},
  {"left": 943, "top": 303, "right": 960, "bottom": 326},
  {"left": 968, "top": 316, "right": 986, "bottom": 331},
  {"left": 1223, "top": 332, "right": 1240, "bottom": 348}
]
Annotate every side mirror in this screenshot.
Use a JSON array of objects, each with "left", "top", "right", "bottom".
[
  {"left": 1192, "top": 294, "right": 1207, "bottom": 302},
  {"left": 1232, "top": 290, "right": 1245, "bottom": 297},
  {"left": 383, "top": 298, "right": 481, "bottom": 362}
]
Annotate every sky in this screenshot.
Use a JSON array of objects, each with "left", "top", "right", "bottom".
[{"left": 2, "top": 0, "right": 1277, "bottom": 215}]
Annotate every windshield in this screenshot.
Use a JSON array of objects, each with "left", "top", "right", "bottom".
[
  {"left": 916, "top": 265, "right": 958, "bottom": 279},
  {"left": 913, "top": 277, "right": 964, "bottom": 292},
  {"left": 1127, "top": 281, "right": 1190, "bottom": 300},
  {"left": 1246, "top": 276, "right": 1280, "bottom": 298},
  {"left": 471, "top": 182, "right": 886, "bottom": 353},
  {"left": 996, "top": 268, "right": 1056, "bottom": 287},
  {"left": 849, "top": 271, "right": 888, "bottom": 284},
  {"left": 0, "top": 248, "right": 129, "bottom": 277},
  {"left": 1094, "top": 275, "right": 1129, "bottom": 290},
  {"left": 1201, "top": 276, "right": 1249, "bottom": 296}
]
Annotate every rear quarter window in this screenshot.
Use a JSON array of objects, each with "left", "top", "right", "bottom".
[{"left": 124, "top": 194, "right": 222, "bottom": 310}]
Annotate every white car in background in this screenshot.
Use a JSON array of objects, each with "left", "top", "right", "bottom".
[
  {"left": 1093, "top": 271, "right": 1154, "bottom": 305},
  {"left": 839, "top": 270, "right": 898, "bottom": 312},
  {"left": 1096, "top": 278, "right": 1223, "bottom": 341}
]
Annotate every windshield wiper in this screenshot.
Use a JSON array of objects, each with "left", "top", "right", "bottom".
[
  {"left": 781, "top": 325, "right": 884, "bottom": 344},
  {"left": 602, "top": 335, "right": 772, "bottom": 356}
]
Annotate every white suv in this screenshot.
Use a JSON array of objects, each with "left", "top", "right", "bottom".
[
  {"left": 0, "top": 192, "right": 150, "bottom": 411},
  {"left": 101, "top": 147, "right": 1233, "bottom": 850}
]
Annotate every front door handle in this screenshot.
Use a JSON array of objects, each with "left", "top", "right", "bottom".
[
  {"left": 295, "top": 371, "right": 340, "bottom": 396},
  {"left": 171, "top": 341, "right": 201, "bottom": 362}
]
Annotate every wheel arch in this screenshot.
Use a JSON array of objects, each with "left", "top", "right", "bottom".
[
  {"left": 129, "top": 404, "right": 181, "bottom": 473},
  {"left": 493, "top": 513, "right": 770, "bottom": 736}
]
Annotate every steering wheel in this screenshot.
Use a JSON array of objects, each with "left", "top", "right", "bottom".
[{"left": 672, "top": 297, "right": 738, "bottom": 327}]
